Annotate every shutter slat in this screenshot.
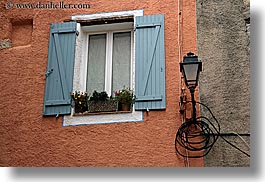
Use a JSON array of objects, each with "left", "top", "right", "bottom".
[
  {"left": 43, "top": 22, "right": 77, "bottom": 116},
  {"left": 45, "top": 100, "right": 71, "bottom": 106},
  {"left": 136, "top": 96, "right": 162, "bottom": 101},
  {"left": 51, "top": 28, "right": 76, "bottom": 34},
  {"left": 135, "top": 14, "right": 166, "bottom": 110}
]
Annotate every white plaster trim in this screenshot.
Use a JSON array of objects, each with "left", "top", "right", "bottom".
[
  {"left": 63, "top": 111, "right": 143, "bottom": 126},
  {"left": 71, "top": 10, "right": 144, "bottom": 21},
  {"left": 73, "top": 23, "right": 83, "bottom": 91}
]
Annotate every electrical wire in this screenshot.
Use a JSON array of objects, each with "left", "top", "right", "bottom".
[
  {"left": 177, "top": 0, "right": 190, "bottom": 166},
  {"left": 175, "top": 101, "right": 250, "bottom": 158},
  {"left": 197, "top": 101, "right": 250, "bottom": 157},
  {"left": 231, "top": 131, "right": 250, "bottom": 149}
]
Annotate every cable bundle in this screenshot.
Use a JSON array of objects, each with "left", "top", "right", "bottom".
[{"left": 175, "top": 101, "right": 250, "bottom": 158}]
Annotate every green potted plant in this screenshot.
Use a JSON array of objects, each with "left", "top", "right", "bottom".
[
  {"left": 114, "top": 88, "right": 135, "bottom": 111},
  {"left": 87, "top": 90, "right": 118, "bottom": 112},
  {"left": 71, "top": 91, "right": 89, "bottom": 113}
]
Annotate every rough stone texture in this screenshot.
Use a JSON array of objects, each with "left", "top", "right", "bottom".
[
  {"left": 196, "top": 0, "right": 250, "bottom": 166},
  {"left": 0, "top": 39, "right": 12, "bottom": 49},
  {"left": 0, "top": 0, "right": 202, "bottom": 167}
]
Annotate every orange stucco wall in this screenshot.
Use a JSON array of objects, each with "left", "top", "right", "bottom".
[{"left": 0, "top": 0, "right": 202, "bottom": 167}]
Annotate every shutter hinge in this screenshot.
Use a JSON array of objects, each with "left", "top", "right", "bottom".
[
  {"left": 45, "top": 68, "right": 53, "bottom": 78},
  {"left": 76, "top": 31, "right": 79, "bottom": 36},
  {"left": 135, "top": 23, "right": 161, "bottom": 29}
]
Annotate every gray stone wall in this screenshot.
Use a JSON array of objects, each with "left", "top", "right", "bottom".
[{"left": 196, "top": 0, "right": 250, "bottom": 166}]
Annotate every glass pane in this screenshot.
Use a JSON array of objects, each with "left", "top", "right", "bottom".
[
  {"left": 183, "top": 64, "right": 198, "bottom": 85},
  {"left": 86, "top": 34, "right": 106, "bottom": 93},
  {"left": 112, "top": 32, "right": 131, "bottom": 93}
]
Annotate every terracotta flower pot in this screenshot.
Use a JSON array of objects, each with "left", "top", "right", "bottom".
[{"left": 121, "top": 103, "right": 131, "bottom": 111}]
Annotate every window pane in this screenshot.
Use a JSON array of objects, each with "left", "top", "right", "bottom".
[
  {"left": 112, "top": 32, "right": 131, "bottom": 93},
  {"left": 86, "top": 34, "right": 106, "bottom": 93}
]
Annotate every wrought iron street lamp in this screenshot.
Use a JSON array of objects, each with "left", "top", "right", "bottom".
[
  {"left": 176, "top": 53, "right": 250, "bottom": 158},
  {"left": 180, "top": 52, "right": 202, "bottom": 121}
]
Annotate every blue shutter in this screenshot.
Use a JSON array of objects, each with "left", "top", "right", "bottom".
[
  {"left": 43, "top": 22, "right": 77, "bottom": 116},
  {"left": 135, "top": 14, "right": 166, "bottom": 110}
]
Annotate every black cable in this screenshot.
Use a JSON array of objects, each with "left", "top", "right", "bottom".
[
  {"left": 196, "top": 101, "right": 250, "bottom": 158},
  {"left": 219, "top": 134, "right": 250, "bottom": 157},
  {"left": 175, "top": 116, "right": 219, "bottom": 158},
  {"left": 175, "top": 101, "right": 250, "bottom": 158},
  {"left": 204, "top": 133, "right": 250, "bottom": 136}
]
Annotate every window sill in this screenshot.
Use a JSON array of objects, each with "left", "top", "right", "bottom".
[{"left": 63, "top": 110, "right": 143, "bottom": 126}]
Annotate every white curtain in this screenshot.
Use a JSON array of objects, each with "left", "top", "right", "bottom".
[
  {"left": 86, "top": 34, "right": 106, "bottom": 93},
  {"left": 112, "top": 32, "right": 131, "bottom": 93}
]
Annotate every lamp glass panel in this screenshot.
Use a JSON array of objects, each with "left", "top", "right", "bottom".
[{"left": 183, "top": 64, "right": 198, "bottom": 84}]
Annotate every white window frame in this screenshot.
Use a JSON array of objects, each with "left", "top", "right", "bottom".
[
  {"left": 85, "top": 28, "right": 134, "bottom": 96},
  {"left": 63, "top": 10, "right": 144, "bottom": 126}
]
